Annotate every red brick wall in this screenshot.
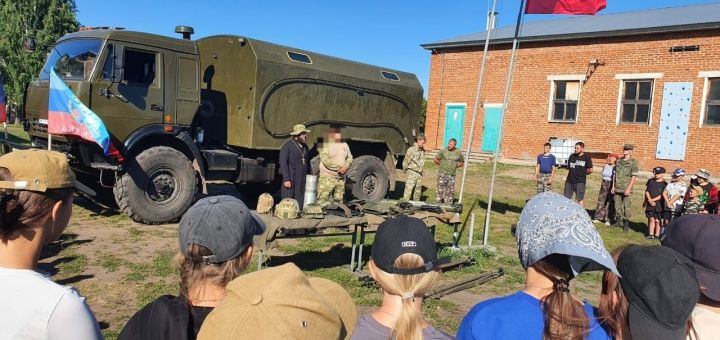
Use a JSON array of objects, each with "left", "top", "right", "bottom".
[{"left": 426, "top": 30, "right": 720, "bottom": 174}]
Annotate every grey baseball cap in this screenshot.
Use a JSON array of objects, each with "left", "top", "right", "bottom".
[
  {"left": 179, "top": 195, "right": 266, "bottom": 264},
  {"left": 516, "top": 192, "right": 619, "bottom": 277}
]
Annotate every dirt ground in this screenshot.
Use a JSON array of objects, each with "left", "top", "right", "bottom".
[{"left": 39, "top": 161, "right": 656, "bottom": 339}]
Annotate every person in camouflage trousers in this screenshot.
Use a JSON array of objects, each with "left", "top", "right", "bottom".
[
  {"left": 317, "top": 127, "right": 353, "bottom": 207},
  {"left": 434, "top": 138, "right": 464, "bottom": 204},
  {"left": 402, "top": 134, "right": 426, "bottom": 201},
  {"left": 612, "top": 144, "right": 639, "bottom": 232}
]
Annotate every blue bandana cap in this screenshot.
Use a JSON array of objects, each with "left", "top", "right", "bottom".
[{"left": 516, "top": 192, "right": 620, "bottom": 277}]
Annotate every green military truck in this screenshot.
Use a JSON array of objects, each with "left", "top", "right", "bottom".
[{"left": 21, "top": 26, "right": 423, "bottom": 224}]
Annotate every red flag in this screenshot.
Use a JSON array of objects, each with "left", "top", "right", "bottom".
[{"left": 526, "top": 0, "right": 606, "bottom": 15}]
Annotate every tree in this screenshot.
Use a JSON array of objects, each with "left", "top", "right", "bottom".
[
  {"left": 419, "top": 98, "right": 427, "bottom": 133},
  {"left": 0, "top": 0, "right": 78, "bottom": 107}
]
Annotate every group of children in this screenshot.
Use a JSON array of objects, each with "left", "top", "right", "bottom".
[
  {"left": 642, "top": 167, "right": 718, "bottom": 239},
  {"left": 537, "top": 143, "right": 720, "bottom": 239}
]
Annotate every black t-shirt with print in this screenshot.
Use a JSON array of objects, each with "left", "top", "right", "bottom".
[{"left": 566, "top": 153, "right": 593, "bottom": 184}]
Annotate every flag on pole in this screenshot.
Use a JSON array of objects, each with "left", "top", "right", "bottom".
[
  {"left": 0, "top": 76, "right": 6, "bottom": 123},
  {"left": 49, "top": 68, "right": 123, "bottom": 161},
  {"left": 526, "top": 0, "right": 606, "bottom": 15}
]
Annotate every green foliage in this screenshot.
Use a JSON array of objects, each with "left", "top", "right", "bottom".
[
  {"left": 0, "top": 0, "right": 79, "bottom": 104},
  {"left": 419, "top": 97, "right": 427, "bottom": 132}
]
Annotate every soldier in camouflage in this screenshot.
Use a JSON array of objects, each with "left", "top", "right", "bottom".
[
  {"left": 612, "top": 144, "right": 639, "bottom": 232},
  {"left": 316, "top": 127, "right": 353, "bottom": 207},
  {"left": 402, "top": 134, "right": 426, "bottom": 201},
  {"left": 433, "top": 138, "right": 464, "bottom": 204}
]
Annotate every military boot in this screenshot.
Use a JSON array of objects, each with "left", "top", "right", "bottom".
[{"left": 623, "top": 220, "right": 630, "bottom": 233}]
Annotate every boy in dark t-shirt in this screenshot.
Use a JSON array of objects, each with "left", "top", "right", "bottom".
[
  {"left": 644, "top": 167, "right": 667, "bottom": 240},
  {"left": 564, "top": 142, "right": 593, "bottom": 207}
]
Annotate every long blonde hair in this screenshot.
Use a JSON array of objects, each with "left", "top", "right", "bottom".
[
  {"left": 371, "top": 253, "right": 440, "bottom": 340},
  {"left": 175, "top": 243, "right": 252, "bottom": 304}
]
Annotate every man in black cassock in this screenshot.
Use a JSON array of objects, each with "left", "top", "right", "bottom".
[{"left": 279, "top": 124, "right": 311, "bottom": 207}]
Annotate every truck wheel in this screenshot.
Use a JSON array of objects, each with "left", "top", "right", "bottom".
[
  {"left": 349, "top": 155, "right": 389, "bottom": 202},
  {"left": 114, "top": 146, "right": 197, "bottom": 224}
]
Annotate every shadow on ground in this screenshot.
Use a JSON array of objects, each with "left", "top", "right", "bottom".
[{"left": 268, "top": 244, "right": 363, "bottom": 271}]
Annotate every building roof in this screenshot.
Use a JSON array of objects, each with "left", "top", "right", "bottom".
[{"left": 421, "top": 2, "right": 720, "bottom": 50}]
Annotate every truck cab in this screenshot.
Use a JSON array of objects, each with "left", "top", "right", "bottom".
[{"left": 23, "top": 27, "right": 423, "bottom": 224}]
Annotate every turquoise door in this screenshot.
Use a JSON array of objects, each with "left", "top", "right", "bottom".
[
  {"left": 481, "top": 106, "right": 503, "bottom": 152},
  {"left": 443, "top": 104, "right": 465, "bottom": 148}
]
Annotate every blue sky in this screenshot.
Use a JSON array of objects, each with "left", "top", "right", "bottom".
[{"left": 75, "top": 0, "right": 719, "bottom": 97}]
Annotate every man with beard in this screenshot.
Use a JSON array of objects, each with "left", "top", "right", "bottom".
[{"left": 279, "top": 124, "right": 311, "bottom": 207}]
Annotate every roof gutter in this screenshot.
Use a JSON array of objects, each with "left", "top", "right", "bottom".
[{"left": 421, "top": 22, "right": 720, "bottom": 50}]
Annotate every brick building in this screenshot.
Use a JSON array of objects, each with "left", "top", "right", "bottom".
[{"left": 421, "top": 3, "right": 720, "bottom": 174}]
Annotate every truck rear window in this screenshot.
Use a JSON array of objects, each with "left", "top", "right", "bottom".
[
  {"left": 381, "top": 71, "right": 400, "bottom": 81},
  {"left": 287, "top": 51, "right": 312, "bottom": 64}
]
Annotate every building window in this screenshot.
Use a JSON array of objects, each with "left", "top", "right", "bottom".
[
  {"left": 621, "top": 80, "right": 653, "bottom": 124},
  {"left": 705, "top": 78, "right": 720, "bottom": 125},
  {"left": 287, "top": 51, "right": 312, "bottom": 64},
  {"left": 551, "top": 80, "right": 580, "bottom": 122}
]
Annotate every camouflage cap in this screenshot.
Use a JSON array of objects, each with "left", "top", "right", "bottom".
[
  {"left": 274, "top": 198, "right": 300, "bottom": 219},
  {"left": 696, "top": 168, "right": 711, "bottom": 179},
  {"left": 289, "top": 124, "right": 311, "bottom": 136},
  {"left": 623, "top": 144, "right": 634, "bottom": 150}
]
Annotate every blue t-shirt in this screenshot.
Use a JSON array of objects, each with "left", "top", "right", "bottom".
[
  {"left": 537, "top": 154, "right": 557, "bottom": 174},
  {"left": 457, "top": 291, "right": 611, "bottom": 340}
]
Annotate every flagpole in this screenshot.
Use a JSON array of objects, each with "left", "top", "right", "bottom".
[
  {"left": 48, "top": 133, "right": 52, "bottom": 150},
  {"left": 457, "top": 0, "right": 499, "bottom": 205},
  {"left": 483, "top": 0, "right": 525, "bottom": 245}
]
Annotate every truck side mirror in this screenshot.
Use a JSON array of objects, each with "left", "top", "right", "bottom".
[{"left": 112, "top": 45, "right": 125, "bottom": 83}]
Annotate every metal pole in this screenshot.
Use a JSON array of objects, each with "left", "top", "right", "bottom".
[
  {"left": 458, "top": 0, "right": 499, "bottom": 204},
  {"left": 468, "top": 212, "right": 476, "bottom": 246},
  {"left": 484, "top": 0, "right": 526, "bottom": 244},
  {"left": 47, "top": 133, "right": 52, "bottom": 150}
]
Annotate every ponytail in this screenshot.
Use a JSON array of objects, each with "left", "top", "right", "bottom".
[
  {"left": 533, "top": 254, "right": 589, "bottom": 340},
  {"left": 370, "top": 254, "right": 440, "bottom": 340}
]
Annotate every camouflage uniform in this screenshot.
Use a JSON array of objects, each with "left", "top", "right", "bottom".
[
  {"left": 593, "top": 179, "right": 614, "bottom": 222},
  {"left": 316, "top": 141, "right": 353, "bottom": 207},
  {"left": 402, "top": 144, "right": 425, "bottom": 201},
  {"left": 684, "top": 199, "right": 704, "bottom": 215},
  {"left": 613, "top": 157, "right": 639, "bottom": 226},
  {"left": 435, "top": 148, "right": 463, "bottom": 204},
  {"left": 536, "top": 173, "right": 553, "bottom": 193},
  {"left": 317, "top": 176, "right": 345, "bottom": 207}
]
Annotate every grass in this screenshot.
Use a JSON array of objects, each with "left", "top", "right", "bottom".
[
  {"left": 3, "top": 123, "right": 30, "bottom": 144},
  {"left": 40, "top": 160, "right": 660, "bottom": 336}
]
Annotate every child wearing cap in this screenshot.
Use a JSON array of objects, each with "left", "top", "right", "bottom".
[
  {"left": 663, "top": 168, "right": 687, "bottom": 222},
  {"left": 351, "top": 216, "right": 454, "bottom": 340},
  {"left": 644, "top": 167, "right": 667, "bottom": 239},
  {"left": 119, "top": 195, "right": 266, "bottom": 340},
  {"left": 663, "top": 215, "right": 720, "bottom": 339},
  {"left": 598, "top": 245, "right": 700, "bottom": 340},
  {"left": 695, "top": 169, "right": 718, "bottom": 214},
  {"left": 684, "top": 185, "right": 706, "bottom": 215},
  {"left": 0, "top": 150, "right": 102, "bottom": 340},
  {"left": 458, "top": 192, "right": 616, "bottom": 340}
]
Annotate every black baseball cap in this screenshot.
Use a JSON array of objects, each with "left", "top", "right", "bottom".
[
  {"left": 653, "top": 166, "right": 666, "bottom": 174},
  {"left": 663, "top": 214, "right": 720, "bottom": 302},
  {"left": 371, "top": 216, "right": 449, "bottom": 275},
  {"left": 179, "top": 195, "right": 266, "bottom": 264},
  {"left": 618, "top": 245, "right": 700, "bottom": 340}
]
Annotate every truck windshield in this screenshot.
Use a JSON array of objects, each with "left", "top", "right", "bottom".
[{"left": 39, "top": 39, "right": 103, "bottom": 81}]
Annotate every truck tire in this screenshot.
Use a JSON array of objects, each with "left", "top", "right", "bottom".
[
  {"left": 114, "top": 146, "right": 197, "bottom": 224},
  {"left": 349, "top": 155, "right": 389, "bottom": 202}
]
